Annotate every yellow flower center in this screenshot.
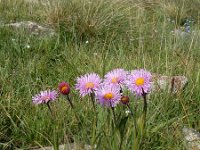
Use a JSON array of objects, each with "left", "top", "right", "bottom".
[
  {"left": 111, "top": 77, "right": 119, "bottom": 83},
  {"left": 85, "top": 82, "right": 94, "bottom": 89},
  {"left": 103, "top": 93, "right": 113, "bottom": 100},
  {"left": 61, "top": 86, "right": 67, "bottom": 92},
  {"left": 135, "top": 77, "right": 145, "bottom": 86}
]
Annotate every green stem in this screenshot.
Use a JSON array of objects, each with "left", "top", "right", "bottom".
[
  {"left": 119, "top": 137, "right": 123, "bottom": 150},
  {"left": 142, "top": 89, "right": 147, "bottom": 129},
  {"left": 127, "top": 104, "right": 134, "bottom": 117},
  {"left": 90, "top": 93, "right": 97, "bottom": 126},
  {"left": 90, "top": 92, "right": 96, "bottom": 113},
  {"left": 66, "top": 95, "right": 74, "bottom": 109},
  {"left": 90, "top": 93, "right": 97, "bottom": 146},
  {"left": 66, "top": 95, "right": 81, "bottom": 123},
  {"left": 127, "top": 104, "right": 138, "bottom": 136},
  {"left": 138, "top": 88, "right": 148, "bottom": 150},
  {"left": 46, "top": 102, "right": 54, "bottom": 119},
  {"left": 111, "top": 104, "right": 116, "bottom": 125}
]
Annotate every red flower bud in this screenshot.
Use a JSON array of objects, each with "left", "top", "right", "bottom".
[
  {"left": 121, "top": 95, "right": 129, "bottom": 105},
  {"left": 58, "top": 82, "right": 70, "bottom": 95}
]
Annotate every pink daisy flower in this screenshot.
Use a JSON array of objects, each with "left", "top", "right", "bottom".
[
  {"left": 125, "top": 69, "right": 152, "bottom": 96},
  {"left": 104, "top": 68, "right": 128, "bottom": 86},
  {"left": 75, "top": 73, "right": 102, "bottom": 97},
  {"left": 32, "top": 90, "right": 58, "bottom": 104},
  {"left": 95, "top": 84, "right": 121, "bottom": 107}
]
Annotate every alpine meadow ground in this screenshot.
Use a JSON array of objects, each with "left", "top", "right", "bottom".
[{"left": 0, "top": 0, "right": 200, "bottom": 149}]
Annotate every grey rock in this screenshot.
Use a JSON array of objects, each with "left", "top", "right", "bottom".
[
  {"left": 32, "top": 143, "right": 94, "bottom": 150},
  {"left": 182, "top": 127, "right": 200, "bottom": 150},
  {"left": 171, "top": 29, "right": 190, "bottom": 38},
  {"left": 3, "top": 21, "right": 56, "bottom": 37},
  {"left": 171, "top": 28, "right": 200, "bottom": 40},
  {"left": 152, "top": 74, "right": 188, "bottom": 93}
]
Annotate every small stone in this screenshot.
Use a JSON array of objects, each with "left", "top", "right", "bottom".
[
  {"left": 152, "top": 74, "right": 188, "bottom": 93},
  {"left": 3, "top": 21, "right": 56, "bottom": 37},
  {"left": 182, "top": 127, "right": 200, "bottom": 150},
  {"left": 171, "top": 28, "right": 190, "bottom": 38}
]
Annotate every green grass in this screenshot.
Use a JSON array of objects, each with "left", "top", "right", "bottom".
[{"left": 0, "top": 0, "right": 200, "bottom": 149}]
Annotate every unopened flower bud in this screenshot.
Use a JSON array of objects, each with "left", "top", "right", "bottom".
[
  {"left": 121, "top": 95, "right": 129, "bottom": 105},
  {"left": 58, "top": 82, "right": 70, "bottom": 95}
]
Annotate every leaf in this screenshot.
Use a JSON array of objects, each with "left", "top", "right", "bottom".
[{"left": 117, "top": 116, "right": 129, "bottom": 138}]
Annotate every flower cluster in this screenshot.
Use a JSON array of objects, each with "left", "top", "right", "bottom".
[
  {"left": 32, "top": 68, "right": 152, "bottom": 108},
  {"left": 32, "top": 68, "right": 152, "bottom": 148}
]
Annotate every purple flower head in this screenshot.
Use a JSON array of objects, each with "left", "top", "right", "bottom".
[
  {"left": 32, "top": 90, "right": 58, "bottom": 104},
  {"left": 125, "top": 69, "right": 152, "bottom": 96},
  {"left": 75, "top": 73, "right": 102, "bottom": 97},
  {"left": 95, "top": 84, "right": 121, "bottom": 107},
  {"left": 104, "top": 68, "right": 128, "bottom": 86}
]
